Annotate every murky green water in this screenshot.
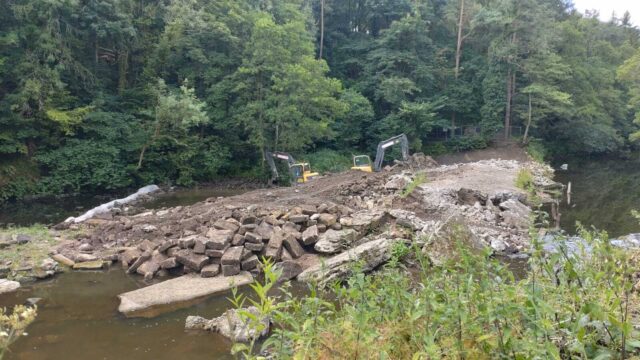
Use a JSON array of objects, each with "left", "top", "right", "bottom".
[
  {"left": 554, "top": 154, "right": 640, "bottom": 238},
  {"left": 0, "top": 186, "right": 245, "bottom": 227},
  {"left": 0, "top": 268, "right": 262, "bottom": 360}
]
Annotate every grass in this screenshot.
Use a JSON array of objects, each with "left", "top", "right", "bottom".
[
  {"left": 400, "top": 173, "right": 427, "bottom": 198},
  {"left": 515, "top": 168, "right": 535, "bottom": 192},
  {"left": 526, "top": 140, "right": 547, "bottom": 164},
  {"left": 0, "top": 225, "right": 59, "bottom": 278}
]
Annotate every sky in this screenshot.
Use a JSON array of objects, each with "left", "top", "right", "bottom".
[{"left": 572, "top": 0, "right": 640, "bottom": 26}]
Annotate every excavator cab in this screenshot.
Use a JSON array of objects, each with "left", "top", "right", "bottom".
[
  {"left": 351, "top": 134, "right": 410, "bottom": 172},
  {"left": 351, "top": 155, "right": 373, "bottom": 172},
  {"left": 290, "top": 163, "right": 318, "bottom": 183},
  {"left": 265, "top": 151, "right": 319, "bottom": 184}
]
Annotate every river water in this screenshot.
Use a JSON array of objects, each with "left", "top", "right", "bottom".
[
  {"left": 553, "top": 155, "right": 640, "bottom": 238},
  {"left": 2, "top": 156, "right": 639, "bottom": 359}
]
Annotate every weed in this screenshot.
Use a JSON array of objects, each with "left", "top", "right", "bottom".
[
  {"left": 0, "top": 305, "right": 37, "bottom": 359},
  {"left": 515, "top": 168, "right": 535, "bottom": 193},
  {"left": 400, "top": 173, "right": 427, "bottom": 198}
]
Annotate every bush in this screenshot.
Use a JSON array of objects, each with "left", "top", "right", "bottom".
[
  {"left": 304, "top": 149, "right": 352, "bottom": 173},
  {"left": 515, "top": 168, "right": 535, "bottom": 192},
  {"left": 233, "top": 227, "right": 640, "bottom": 359},
  {"left": 526, "top": 139, "right": 548, "bottom": 163}
]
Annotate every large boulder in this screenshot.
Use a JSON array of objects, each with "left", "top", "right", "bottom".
[
  {"left": 185, "top": 306, "right": 269, "bottom": 342},
  {"left": 314, "top": 229, "right": 358, "bottom": 254},
  {"left": 299, "top": 238, "right": 399, "bottom": 286},
  {"left": 0, "top": 279, "right": 21, "bottom": 294},
  {"left": 499, "top": 199, "right": 531, "bottom": 229}
]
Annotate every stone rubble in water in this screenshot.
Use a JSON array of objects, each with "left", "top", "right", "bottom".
[
  {"left": 0, "top": 279, "right": 21, "bottom": 294},
  {"left": 185, "top": 306, "right": 269, "bottom": 342}
]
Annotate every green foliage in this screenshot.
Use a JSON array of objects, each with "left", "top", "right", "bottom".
[
  {"left": 526, "top": 139, "right": 548, "bottom": 163},
  {"left": 234, "top": 228, "right": 640, "bottom": 359},
  {"left": 400, "top": 173, "right": 427, "bottom": 198},
  {"left": 304, "top": 149, "right": 351, "bottom": 173},
  {"left": 0, "top": 0, "right": 639, "bottom": 202},
  {"left": 0, "top": 305, "right": 37, "bottom": 359},
  {"left": 515, "top": 168, "right": 535, "bottom": 192}
]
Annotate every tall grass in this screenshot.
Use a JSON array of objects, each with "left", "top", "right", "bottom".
[{"left": 232, "top": 227, "right": 640, "bottom": 359}]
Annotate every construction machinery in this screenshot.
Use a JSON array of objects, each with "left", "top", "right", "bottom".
[
  {"left": 351, "top": 155, "right": 373, "bottom": 172},
  {"left": 352, "top": 134, "right": 410, "bottom": 173},
  {"left": 265, "top": 151, "right": 319, "bottom": 184}
]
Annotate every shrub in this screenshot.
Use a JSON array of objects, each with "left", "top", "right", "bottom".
[
  {"left": 515, "top": 168, "right": 535, "bottom": 192},
  {"left": 304, "top": 149, "right": 352, "bottom": 173},
  {"left": 526, "top": 139, "right": 548, "bottom": 163}
]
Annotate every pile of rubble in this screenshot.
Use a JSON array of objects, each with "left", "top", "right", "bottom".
[
  {"left": 50, "top": 155, "right": 562, "bottom": 286},
  {"left": 59, "top": 203, "right": 391, "bottom": 281}
]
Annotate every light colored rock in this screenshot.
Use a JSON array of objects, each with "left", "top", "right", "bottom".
[
  {"left": 73, "top": 260, "right": 106, "bottom": 270},
  {"left": 65, "top": 185, "right": 160, "bottom": 223},
  {"left": 314, "top": 228, "right": 358, "bottom": 254},
  {"left": 499, "top": 199, "right": 531, "bottom": 229},
  {"left": 51, "top": 253, "right": 75, "bottom": 267},
  {"left": 0, "top": 279, "right": 20, "bottom": 294},
  {"left": 118, "top": 272, "right": 254, "bottom": 317},
  {"left": 299, "top": 238, "right": 399, "bottom": 286},
  {"left": 185, "top": 306, "right": 269, "bottom": 342},
  {"left": 301, "top": 225, "right": 319, "bottom": 245},
  {"left": 384, "top": 174, "right": 410, "bottom": 190}
]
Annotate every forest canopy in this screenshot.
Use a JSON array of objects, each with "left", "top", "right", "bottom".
[{"left": 1, "top": 0, "right": 639, "bottom": 202}]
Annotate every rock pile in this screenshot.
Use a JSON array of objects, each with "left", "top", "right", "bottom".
[{"left": 110, "top": 205, "right": 389, "bottom": 281}]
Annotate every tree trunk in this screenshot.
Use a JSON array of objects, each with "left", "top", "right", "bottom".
[
  {"left": 137, "top": 121, "right": 161, "bottom": 169},
  {"left": 504, "top": 67, "right": 512, "bottom": 141},
  {"left": 451, "top": 0, "right": 465, "bottom": 138},
  {"left": 504, "top": 32, "right": 516, "bottom": 140},
  {"left": 522, "top": 94, "right": 532, "bottom": 143},
  {"left": 319, "top": 0, "right": 325, "bottom": 59},
  {"left": 454, "top": 0, "right": 465, "bottom": 79}
]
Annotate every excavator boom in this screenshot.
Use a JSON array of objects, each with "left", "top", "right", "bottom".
[{"left": 373, "top": 134, "right": 409, "bottom": 172}]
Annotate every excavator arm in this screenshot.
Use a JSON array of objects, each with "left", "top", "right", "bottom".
[
  {"left": 373, "top": 134, "right": 409, "bottom": 172},
  {"left": 265, "top": 151, "right": 297, "bottom": 179}
]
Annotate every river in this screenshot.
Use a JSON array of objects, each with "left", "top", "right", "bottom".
[{"left": 553, "top": 155, "right": 640, "bottom": 238}]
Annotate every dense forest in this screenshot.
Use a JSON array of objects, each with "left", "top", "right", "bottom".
[{"left": 1, "top": 0, "right": 640, "bottom": 203}]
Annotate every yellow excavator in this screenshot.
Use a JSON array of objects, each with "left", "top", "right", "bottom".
[
  {"left": 265, "top": 151, "right": 319, "bottom": 184},
  {"left": 351, "top": 134, "right": 409, "bottom": 172}
]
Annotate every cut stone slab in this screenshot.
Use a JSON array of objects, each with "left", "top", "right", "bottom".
[
  {"left": 221, "top": 246, "right": 243, "bottom": 266},
  {"left": 244, "top": 232, "right": 262, "bottom": 244},
  {"left": 175, "top": 250, "right": 210, "bottom": 271},
  {"left": 299, "top": 238, "right": 398, "bottom": 287},
  {"left": 301, "top": 225, "right": 319, "bottom": 245},
  {"left": 283, "top": 234, "right": 305, "bottom": 259},
  {"left": 213, "top": 219, "right": 240, "bottom": 233},
  {"left": 206, "top": 229, "right": 234, "bottom": 250},
  {"left": 201, "top": 264, "right": 221, "bottom": 278},
  {"left": 222, "top": 264, "right": 241, "bottom": 276},
  {"left": 264, "top": 229, "right": 284, "bottom": 261},
  {"left": 241, "top": 255, "right": 260, "bottom": 271},
  {"left": 274, "top": 261, "right": 302, "bottom": 282},
  {"left": 73, "top": 260, "right": 106, "bottom": 270},
  {"left": 118, "top": 272, "right": 254, "bottom": 317},
  {"left": 51, "top": 253, "right": 75, "bottom": 267},
  {"left": 0, "top": 279, "right": 21, "bottom": 294},
  {"left": 314, "top": 228, "right": 358, "bottom": 254}
]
